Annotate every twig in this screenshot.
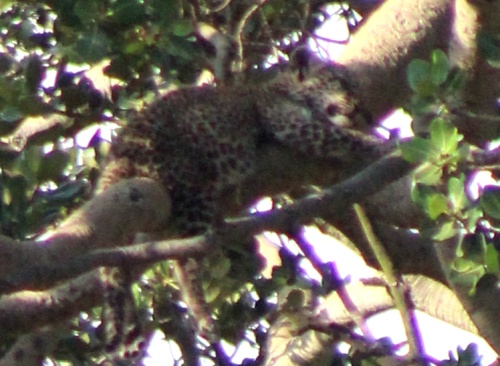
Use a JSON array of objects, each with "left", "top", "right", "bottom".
[
  {"left": 353, "top": 203, "right": 426, "bottom": 363},
  {"left": 451, "top": 109, "right": 500, "bottom": 124},
  {"left": 290, "top": 227, "right": 374, "bottom": 339},
  {"left": 224, "top": 155, "right": 414, "bottom": 237},
  {"left": 207, "top": 0, "right": 232, "bottom": 13},
  {"left": 1, "top": 235, "right": 211, "bottom": 292},
  {"left": 233, "top": 1, "right": 267, "bottom": 73}
]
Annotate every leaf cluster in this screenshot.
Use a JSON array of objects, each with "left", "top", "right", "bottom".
[{"left": 402, "top": 50, "right": 500, "bottom": 295}]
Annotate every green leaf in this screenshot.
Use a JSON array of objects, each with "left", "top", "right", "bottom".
[
  {"left": 460, "top": 233, "right": 486, "bottom": 263},
  {"left": 488, "top": 59, "right": 500, "bottom": 69},
  {"left": 480, "top": 186, "right": 500, "bottom": 219},
  {"left": 172, "top": 20, "right": 193, "bottom": 37},
  {"left": 211, "top": 256, "right": 231, "bottom": 279},
  {"left": 262, "top": 3, "right": 277, "bottom": 16},
  {"left": 485, "top": 244, "right": 499, "bottom": 274},
  {"left": 477, "top": 32, "right": 500, "bottom": 62},
  {"left": 464, "top": 206, "right": 483, "bottom": 232},
  {"left": 0, "top": 1, "right": 14, "bottom": 11},
  {"left": 111, "top": 0, "right": 146, "bottom": 25},
  {"left": 408, "top": 94, "right": 436, "bottom": 116},
  {"left": 407, "top": 59, "right": 437, "bottom": 96},
  {"left": 166, "top": 36, "right": 196, "bottom": 60},
  {"left": 151, "top": 0, "right": 180, "bottom": 27},
  {"left": 443, "top": 68, "right": 466, "bottom": 92},
  {"left": 19, "top": 19, "right": 35, "bottom": 42},
  {"left": 204, "top": 283, "right": 222, "bottom": 304},
  {"left": 429, "top": 118, "right": 458, "bottom": 154},
  {"left": 411, "top": 183, "right": 433, "bottom": 206},
  {"left": 448, "top": 176, "right": 468, "bottom": 212},
  {"left": 71, "top": 31, "right": 111, "bottom": 63},
  {"left": 452, "top": 257, "right": 476, "bottom": 273},
  {"left": 415, "top": 163, "right": 443, "bottom": 185},
  {"left": 123, "top": 41, "right": 147, "bottom": 55},
  {"left": 425, "top": 192, "right": 448, "bottom": 220},
  {"left": 283, "top": 289, "right": 306, "bottom": 311},
  {"left": 399, "top": 137, "right": 432, "bottom": 163},
  {"left": 430, "top": 49, "right": 449, "bottom": 86},
  {"left": 43, "top": 180, "right": 87, "bottom": 203},
  {"left": 432, "top": 220, "right": 456, "bottom": 241},
  {"left": 14, "top": 146, "right": 43, "bottom": 184},
  {"left": 74, "top": 0, "right": 100, "bottom": 24},
  {"left": 457, "top": 343, "right": 482, "bottom": 366},
  {"left": 0, "top": 106, "right": 23, "bottom": 122},
  {"left": 105, "top": 57, "right": 133, "bottom": 80},
  {"left": 455, "top": 143, "right": 470, "bottom": 162},
  {"left": 130, "top": 282, "right": 143, "bottom": 306},
  {"left": 17, "top": 95, "right": 51, "bottom": 116},
  {"left": 3, "top": 175, "right": 28, "bottom": 207},
  {"left": 23, "top": 55, "right": 44, "bottom": 94},
  {"left": 60, "top": 85, "right": 88, "bottom": 111},
  {"left": 37, "top": 150, "right": 71, "bottom": 182},
  {"left": 450, "top": 259, "right": 484, "bottom": 294}
]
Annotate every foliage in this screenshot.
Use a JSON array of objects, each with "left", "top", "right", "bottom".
[
  {"left": 477, "top": 32, "right": 500, "bottom": 68},
  {"left": 440, "top": 343, "right": 482, "bottom": 366},
  {"left": 403, "top": 50, "right": 500, "bottom": 295}
]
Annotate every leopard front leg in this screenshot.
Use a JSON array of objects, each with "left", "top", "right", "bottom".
[
  {"left": 258, "top": 93, "right": 390, "bottom": 162},
  {"left": 166, "top": 182, "right": 224, "bottom": 343}
]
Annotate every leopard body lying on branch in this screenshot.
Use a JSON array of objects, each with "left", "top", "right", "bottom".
[{"left": 97, "top": 59, "right": 389, "bottom": 356}]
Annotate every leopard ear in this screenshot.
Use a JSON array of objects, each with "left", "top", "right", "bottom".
[
  {"left": 195, "top": 23, "right": 235, "bottom": 83},
  {"left": 289, "top": 47, "right": 324, "bottom": 82}
]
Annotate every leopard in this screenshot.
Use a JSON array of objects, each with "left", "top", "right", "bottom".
[
  {"left": 99, "top": 61, "right": 384, "bottom": 231},
  {"left": 96, "top": 59, "right": 389, "bottom": 360}
]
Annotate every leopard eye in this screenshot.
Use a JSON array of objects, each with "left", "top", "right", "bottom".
[{"left": 326, "top": 104, "right": 339, "bottom": 116}]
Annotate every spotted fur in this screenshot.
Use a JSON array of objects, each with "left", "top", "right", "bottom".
[{"left": 97, "top": 62, "right": 386, "bottom": 342}]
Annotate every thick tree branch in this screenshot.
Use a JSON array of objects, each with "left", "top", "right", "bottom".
[
  {"left": 1, "top": 155, "right": 413, "bottom": 292},
  {"left": 0, "top": 177, "right": 171, "bottom": 290},
  {"left": 0, "top": 269, "right": 110, "bottom": 335},
  {"left": 225, "top": 155, "right": 414, "bottom": 237},
  {"left": 0, "top": 326, "right": 67, "bottom": 366},
  {"left": 0, "top": 155, "right": 416, "bottom": 339},
  {"left": 338, "top": 0, "right": 453, "bottom": 120},
  {"left": 338, "top": 0, "right": 500, "bottom": 145}
]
